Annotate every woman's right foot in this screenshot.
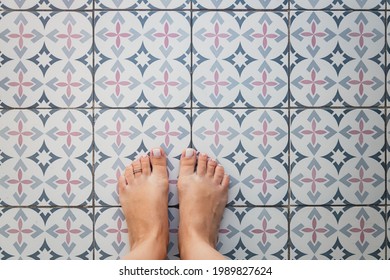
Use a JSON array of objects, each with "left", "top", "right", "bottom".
[{"left": 177, "top": 148, "right": 229, "bottom": 258}]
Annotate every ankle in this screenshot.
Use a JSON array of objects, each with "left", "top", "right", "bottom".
[{"left": 179, "top": 227, "right": 215, "bottom": 255}]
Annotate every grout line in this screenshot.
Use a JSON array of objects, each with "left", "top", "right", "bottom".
[
  {"left": 384, "top": 4, "right": 388, "bottom": 261},
  {"left": 91, "top": 0, "right": 96, "bottom": 261},
  {"left": 287, "top": 5, "right": 291, "bottom": 261}
]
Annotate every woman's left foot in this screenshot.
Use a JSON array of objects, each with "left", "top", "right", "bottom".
[{"left": 118, "top": 147, "right": 169, "bottom": 259}]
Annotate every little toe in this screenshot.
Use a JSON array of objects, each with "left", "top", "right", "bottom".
[
  {"left": 141, "top": 155, "right": 151, "bottom": 176},
  {"left": 132, "top": 159, "right": 142, "bottom": 178},
  {"left": 206, "top": 158, "right": 217, "bottom": 177},
  {"left": 196, "top": 153, "right": 208, "bottom": 176},
  {"left": 125, "top": 164, "right": 134, "bottom": 183},
  {"left": 221, "top": 174, "right": 230, "bottom": 189},
  {"left": 179, "top": 148, "right": 197, "bottom": 176},
  {"left": 118, "top": 174, "right": 127, "bottom": 194},
  {"left": 150, "top": 147, "right": 168, "bottom": 178},
  {"left": 214, "top": 164, "right": 225, "bottom": 184}
]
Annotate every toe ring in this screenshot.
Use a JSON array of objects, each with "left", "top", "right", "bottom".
[{"left": 133, "top": 168, "right": 142, "bottom": 174}]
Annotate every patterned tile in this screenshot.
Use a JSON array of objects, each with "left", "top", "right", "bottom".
[
  {"left": 291, "top": 0, "right": 385, "bottom": 9},
  {"left": 0, "top": 109, "right": 93, "bottom": 206},
  {"left": 193, "top": 0, "right": 288, "bottom": 9},
  {"left": 291, "top": 109, "right": 385, "bottom": 205},
  {"left": 193, "top": 109, "right": 289, "bottom": 206},
  {"left": 0, "top": 1, "right": 389, "bottom": 261},
  {"left": 218, "top": 207, "right": 288, "bottom": 259},
  {"left": 0, "top": 208, "right": 93, "bottom": 259},
  {"left": 0, "top": 0, "right": 93, "bottom": 10},
  {"left": 387, "top": 210, "right": 390, "bottom": 259},
  {"left": 0, "top": 11, "right": 93, "bottom": 108},
  {"left": 95, "top": 0, "right": 190, "bottom": 9},
  {"left": 94, "top": 109, "right": 190, "bottom": 206},
  {"left": 291, "top": 11, "right": 385, "bottom": 107},
  {"left": 387, "top": 15, "right": 390, "bottom": 102},
  {"left": 290, "top": 206, "right": 386, "bottom": 259},
  {"left": 94, "top": 11, "right": 190, "bottom": 108},
  {"left": 192, "top": 11, "right": 288, "bottom": 108},
  {"left": 94, "top": 207, "right": 179, "bottom": 260}
]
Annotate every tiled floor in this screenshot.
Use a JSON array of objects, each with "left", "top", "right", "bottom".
[{"left": 0, "top": 0, "right": 389, "bottom": 260}]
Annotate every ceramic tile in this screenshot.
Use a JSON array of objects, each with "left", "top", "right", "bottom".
[
  {"left": 291, "top": 11, "right": 385, "bottom": 107},
  {"left": 193, "top": 0, "right": 288, "bottom": 9},
  {"left": 291, "top": 109, "right": 385, "bottom": 205},
  {"left": 192, "top": 11, "right": 288, "bottom": 108},
  {"left": 0, "top": 0, "right": 93, "bottom": 10},
  {"left": 291, "top": 206, "right": 386, "bottom": 259},
  {"left": 387, "top": 16, "right": 390, "bottom": 102},
  {"left": 387, "top": 210, "right": 390, "bottom": 260},
  {"left": 94, "top": 109, "right": 190, "bottom": 206},
  {"left": 95, "top": 0, "right": 190, "bottom": 9},
  {"left": 291, "top": 0, "right": 385, "bottom": 9},
  {"left": 217, "top": 207, "right": 288, "bottom": 260},
  {"left": 0, "top": 11, "right": 93, "bottom": 108},
  {"left": 0, "top": 109, "right": 93, "bottom": 206},
  {"left": 94, "top": 207, "right": 179, "bottom": 260},
  {"left": 94, "top": 11, "right": 190, "bottom": 108},
  {"left": 0, "top": 208, "right": 93, "bottom": 259},
  {"left": 0, "top": 2, "right": 389, "bottom": 261},
  {"left": 193, "top": 109, "right": 289, "bottom": 206}
]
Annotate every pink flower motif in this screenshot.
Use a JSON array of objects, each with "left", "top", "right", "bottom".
[
  {"left": 251, "top": 121, "right": 278, "bottom": 147},
  {"left": 204, "top": 120, "right": 230, "bottom": 146},
  {"left": 8, "top": 24, "right": 34, "bottom": 49},
  {"left": 301, "top": 120, "right": 326, "bottom": 145},
  {"left": 350, "top": 218, "right": 375, "bottom": 243},
  {"left": 301, "top": 70, "right": 326, "bottom": 96},
  {"left": 8, "top": 71, "right": 33, "bottom": 97},
  {"left": 302, "top": 218, "right": 327, "bottom": 243},
  {"left": 251, "top": 219, "right": 278, "bottom": 244},
  {"left": 205, "top": 22, "right": 230, "bottom": 48},
  {"left": 252, "top": 71, "right": 277, "bottom": 97},
  {"left": 56, "top": 218, "right": 82, "bottom": 245},
  {"left": 106, "top": 169, "right": 122, "bottom": 185},
  {"left": 301, "top": 22, "right": 326, "bottom": 47},
  {"left": 106, "top": 22, "right": 131, "bottom": 48},
  {"left": 153, "top": 71, "right": 179, "bottom": 97},
  {"left": 154, "top": 22, "right": 180, "bottom": 49},
  {"left": 107, "top": 219, "right": 128, "bottom": 244},
  {"left": 7, "top": 120, "right": 33, "bottom": 147},
  {"left": 154, "top": 121, "right": 180, "bottom": 146},
  {"left": 349, "top": 22, "right": 374, "bottom": 48},
  {"left": 56, "top": 169, "right": 82, "bottom": 196},
  {"left": 348, "top": 70, "right": 374, "bottom": 97},
  {"left": 204, "top": 71, "right": 229, "bottom": 96},
  {"left": 105, "top": 70, "right": 131, "bottom": 97},
  {"left": 348, "top": 167, "right": 374, "bottom": 193},
  {"left": 106, "top": 120, "right": 131, "bottom": 147},
  {"left": 56, "top": 121, "right": 82, "bottom": 147},
  {"left": 7, "top": 169, "right": 33, "bottom": 196},
  {"left": 301, "top": 168, "right": 327, "bottom": 194},
  {"left": 252, "top": 23, "right": 278, "bottom": 49},
  {"left": 252, "top": 169, "right": 277, "bottom": 195},
  {"left": 57, "top": 72, "right": 82, "bottom": 97},
  {"left": 57, "top": 24, "right": 82, "bottom": 49},
  {"left": 349, "top": 120, "right": 374, "bottom": 145},
  {"left": 7, "top": 218, "right": 33, "bottom": 245}
]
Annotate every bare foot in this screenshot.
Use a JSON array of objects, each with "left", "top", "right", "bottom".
[
  {"left": 177, "top": 148, "right": 229, "bottom": 259},
  {"left": 118, "top": 147, "right": 169, "bottom": 260}
]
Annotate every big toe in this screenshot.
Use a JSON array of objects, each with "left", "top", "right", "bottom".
[
  {"left": 179, "top": 148, "right": 197, "bottom": 176},
  {"left": 150, "top": 147, "right": 168, "bottom": 178}
]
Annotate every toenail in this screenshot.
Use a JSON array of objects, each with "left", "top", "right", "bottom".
[
  {"left": 152, "top": 148, "right": 161, "bottom": 158},
  {"left": 185, "top": 148, "right": 194, "bottom": 158}
]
